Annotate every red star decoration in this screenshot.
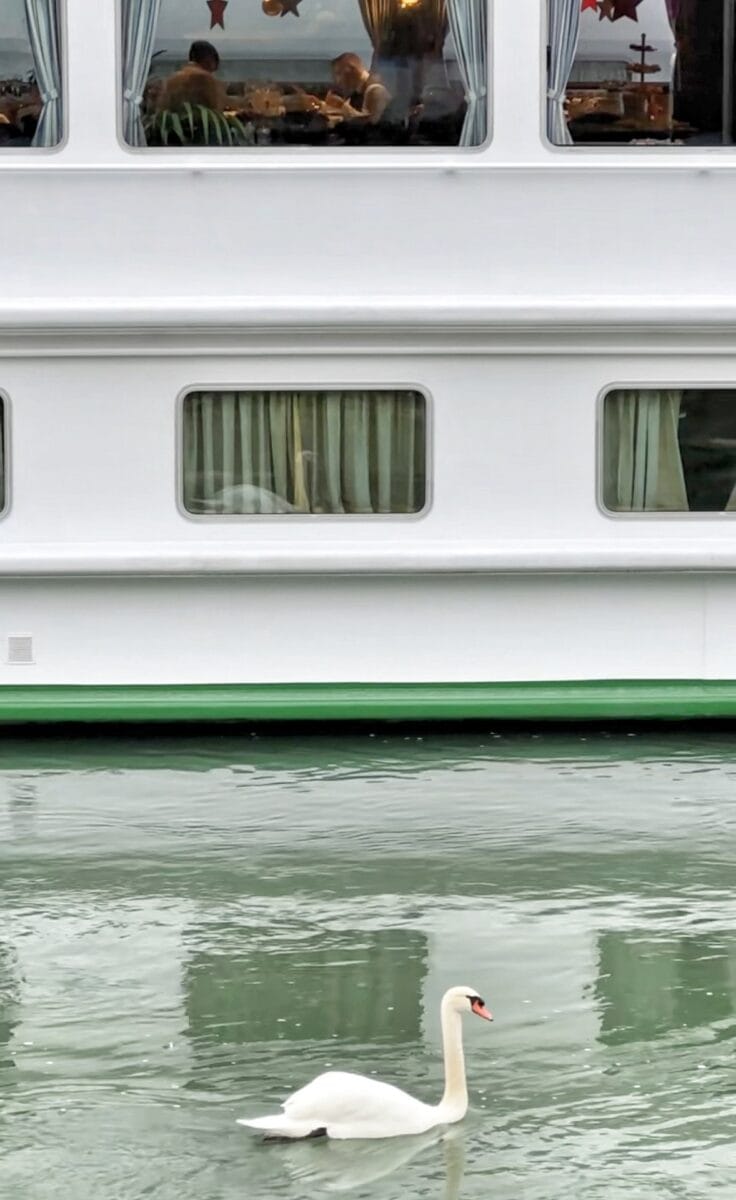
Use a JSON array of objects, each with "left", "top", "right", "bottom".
[
  {"left": 581, "top": 0, "right": 598, "bottom": 10},
  {"left": 611, "top": 0, "right": 643, "bottom": 19},
  {"left": 207, "top": 0, "right": 228, "bottom": 29}
]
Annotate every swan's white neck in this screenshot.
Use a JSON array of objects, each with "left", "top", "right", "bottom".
[{"left": 436, "top": 996, "right": 468, "bottom": 1124}]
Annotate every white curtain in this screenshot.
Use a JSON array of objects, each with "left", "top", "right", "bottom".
[
  {"left": 122, "top": 0, "right": 162, "bottom": 147},
  {"left": 547, "top": 0, "right": 580, "bottom": 146},
  {"left": 604, "top": 390, "right": 688, "bottom": 511},
  {"left": 23, "top": 0, "right": 62, "bottom": 148},
  {"left": 446, "top": 0, "right": 487, "bottom": 147},
  {"left": 183, "top": 391, "right": 425, "bottom": 515}
]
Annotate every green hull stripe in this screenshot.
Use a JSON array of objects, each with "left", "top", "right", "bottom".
[{"left": 1, "top": 681, "right": 736, "bottom": 722}]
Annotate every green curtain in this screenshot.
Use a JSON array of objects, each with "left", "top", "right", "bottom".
[
  {"left": 603, "top": 389, "right": 689, "bottom": 512},
  {"left": 0, "top": 403, "right": 5, "bottom": 512},
  {"left": 183, "top": 390, "right": 425, "bottom": 515}
]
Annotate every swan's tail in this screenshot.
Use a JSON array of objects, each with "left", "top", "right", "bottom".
[{"left": 237, "top": 1113, "right": 327, "bottom": 1140}]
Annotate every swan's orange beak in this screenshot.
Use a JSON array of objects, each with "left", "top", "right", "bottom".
[{"left": 471, "top": 999, "right": 493, "bottom": 1021}]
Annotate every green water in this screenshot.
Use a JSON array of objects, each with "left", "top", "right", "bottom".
[{"left": 0, "top": 731, "right": 734, "bottom": 1198}]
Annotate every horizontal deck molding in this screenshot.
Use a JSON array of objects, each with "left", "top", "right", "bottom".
[
  {"left": 2, "top": 542, "right": 736, "bottom": 575},
  {"left": 3, "top": 681, "right": 736, "bottom": 723},
  {"left": 5, "top": 295, "right": 736, "bottom": 335}
]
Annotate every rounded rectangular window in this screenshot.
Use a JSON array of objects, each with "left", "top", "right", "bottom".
[
  {"left": 121, "top": 0, "right": 488, "bottom": 149},
  {"left": 603, "top": 388, "right": 736, "bottom": 512},
  {"left": 548, "top": 0, "right": 733, "bottom": 148},
  {"left": 182, "top": 389, "right": 427, "bottom": 515},
  {"left": 1, "top": 0, "right": 64, "bottom": 148},
  {"left": 0, "top": 396, "right": 5, "bottom": 512}
]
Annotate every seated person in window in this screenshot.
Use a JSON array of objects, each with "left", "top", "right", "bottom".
[
  {"left": 157, "top": 40, "right": 226, "bottom": 113},
  {"left": 327, "top": 53, "right": 391, "bottom": 124}
]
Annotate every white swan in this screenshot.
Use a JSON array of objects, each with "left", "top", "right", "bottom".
[{"left": 237, "top": 985, "right": 492, "bottom": 1141}]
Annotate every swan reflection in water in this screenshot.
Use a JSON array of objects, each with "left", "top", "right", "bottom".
[{"left": 277, "top": 1125, "right": 466, "bottom": 1195}]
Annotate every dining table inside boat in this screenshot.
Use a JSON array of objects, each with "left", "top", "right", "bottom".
[
  {"left": 224, "top": 83, "right": 360, "bottom": 145},
  {"left": 221, "top": 82, "right": 460, "bottom": 146}
]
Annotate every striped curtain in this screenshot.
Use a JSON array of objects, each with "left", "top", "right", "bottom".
[
  {"left": 121, "top": 0, "right": 162, "bottom": 146},
  {"left": 603, "top": 390, "right": 688, "bottom": 511},
  {"left": 24, "top": 0, "right": 63, "bottom": 147},
  {"left": 547, "top": 0, "right": 581, "bottom": 146}
]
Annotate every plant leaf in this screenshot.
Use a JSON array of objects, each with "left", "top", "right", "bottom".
[
  {"left": 183, "top": 101, "right": 195, "bottom": 141},
  {"left": 199, "top": 105, "right": 210, "bottom": 145},
  {"left": 170, "top": 113, "right": 185, "bottom": 145}
]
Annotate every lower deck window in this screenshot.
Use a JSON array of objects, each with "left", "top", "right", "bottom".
[
  {"left": 603, "top": 388, "right": 736, "bottom": 512},
  {"left": 182, "top": 389, "right": 427, "bottom": 515},
  {"left": 0, "top": 399, "right": 4, "bottom": 512}
]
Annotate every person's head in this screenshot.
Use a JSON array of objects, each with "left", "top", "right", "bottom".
[
  {"left": 331, "top": 52, "right": 367, "bottom": 94},
  {"left": 189, "top": 40, "right": 220, "bottom": 73}
]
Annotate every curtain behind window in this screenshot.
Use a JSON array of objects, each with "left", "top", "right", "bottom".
[
  {"left": 183, "top": 390, "right": 426, "bottom": 516},
  {"left": 24, "top": 0, "right": 62, "bottom": 147},
  {"left": 547, "top": 0, "right": 581, "bottom": 146},
  {"left": 0, "top": 403, "right": 4, "bottom": 512},
  {"left": 447, "top": 0, "right": 487, "bottom": 146},
  {"left": 122, "top": 0, "right": 161, "bottom": 146},
  {"left": 603, "top": 390, "right": 688, "bottom": 511}
]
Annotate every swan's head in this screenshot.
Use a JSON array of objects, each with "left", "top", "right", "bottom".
[{"left": 443, "top": 985, "right": 493, "bottom": 1021}]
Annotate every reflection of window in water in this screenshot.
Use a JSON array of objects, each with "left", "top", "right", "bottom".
[
  {"left": 182, "top": 927, "right": 427, "bottom": 1045},
  {"left": 548, "top": 0, "right": 736, "bottom": 146},
  {"left": 595, "top": 932, "right": 736, "bottom": 1044},
  {"left": 122, "top": 0, "right": 488, "bottom": 148},
  {"left": 0, "top": 0, "right": 63, "bottom": 148},
  {"left": 603, "top": 389, "right": 736, "bottom": 513},
  {"left": 0, "top": 943, "right": 21, "bottom": 1073}
]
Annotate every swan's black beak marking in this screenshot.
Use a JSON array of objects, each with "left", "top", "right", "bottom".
[{"left": 469, "top": 995, "right": 493, "bottom": 1021}]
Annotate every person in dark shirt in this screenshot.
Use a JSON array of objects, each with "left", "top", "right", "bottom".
[{"left": 327, "top": 53, "right": 391, "bottom": 124}]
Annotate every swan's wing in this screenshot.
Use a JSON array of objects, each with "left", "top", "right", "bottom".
[{"left": 284, "top": 1070, "right": 434, "bottom": 1131}]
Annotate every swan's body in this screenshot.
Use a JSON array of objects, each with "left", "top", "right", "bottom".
[{"left": 237, "top": 985, "right": 492, "bottom": 1141}]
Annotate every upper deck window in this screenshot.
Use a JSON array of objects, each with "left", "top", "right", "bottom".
[
  {"left": 121, "top": 0, "right": 487, "bottom": 150},
  {"left": 1, "top": 0, "right": 63, "bottom": 148},
  {"left": 548, "top": 0, "right": 735, "bottom": 147}
]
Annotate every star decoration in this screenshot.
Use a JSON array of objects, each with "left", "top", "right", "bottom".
[
  {"left": 611, "top": 0, "right": 643, "bottom": 19},
  {"left": 597, "top": 0, "right": 616, "bottom": 18},
  {"left": 280, "top": 0, "right": 303, "bottom": 14},
  {"left": 207, "top": 0, "right": 228, "bottom": 29},
  {"left": 581, "top": 0, "right": 598, "bottom": 10}
]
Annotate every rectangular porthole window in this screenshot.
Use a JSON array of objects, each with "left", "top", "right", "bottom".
[
  {"left": 181, "top": 389, "right": 427, "bottom": 515},
  {"left": 603, "top": 388, "right": 736, "bottom": 512},
  {"left": 121, "top": 0, "right": 488, "bottom": 149},
  {"left": 0, "top": 397, "right": 5, "bottom": 513},
  {"left": 1, "top": 0, "right": 63, "bottom": 148},
  {"left": 548, "top": 0, "right": 735, "bottom": 147}
]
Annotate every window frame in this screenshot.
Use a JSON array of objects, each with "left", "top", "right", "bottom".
[
  {"left": 0, "top": 0, "right": 68, "bottom": 155},
  {"left": 115, "top": 0, "right": 493, "bottom": 157},
  {"left": 597, "top": 381, "right": 736, "bottom": 519},
  {"left": 176, "top": 381, "right": 434, "bottom": 521}
]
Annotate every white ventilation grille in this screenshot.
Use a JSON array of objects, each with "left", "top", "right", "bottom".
[{"left": 6, "top": 636, "right": 34, "bottom": 665}]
